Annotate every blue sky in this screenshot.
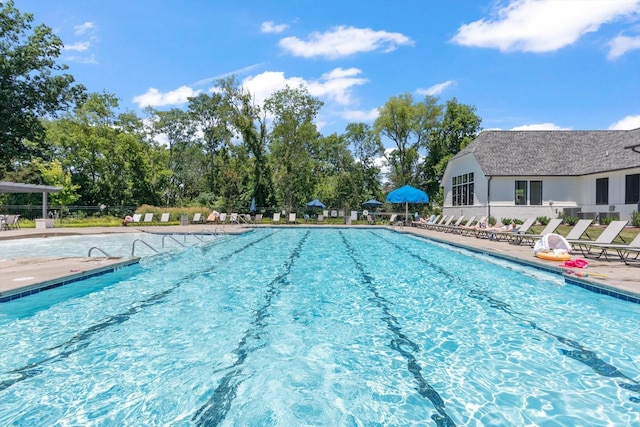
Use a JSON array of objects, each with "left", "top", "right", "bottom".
[{"left": 15, "top": 0, "right": 640, "bottom": 147}]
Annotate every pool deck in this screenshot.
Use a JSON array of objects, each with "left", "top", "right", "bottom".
[{"left": 1, "top": 223, "right": 639, "bottom": 302}]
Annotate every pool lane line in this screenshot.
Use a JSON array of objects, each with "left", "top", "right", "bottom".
[
  {"left": 339, "top": 231, "right": 457, "bottom": 427},
  {"left": 0, "top": 230, "right": 281, "bottom": 394},
  {"left": 467, "top": 289, "right": 640, "bottom": 404},
  {"left": 192, "top": 230, "right": 311, "bottom": 426},
  {"left": 373, "top": 230, "right": 640, "bottom": 405}
]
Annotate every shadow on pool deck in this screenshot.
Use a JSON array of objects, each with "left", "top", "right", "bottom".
[{"left": 1, "top": 223, "right": 638, "bottom": 302}]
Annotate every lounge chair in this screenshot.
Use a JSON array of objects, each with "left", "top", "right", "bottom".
[
  {"left": 425, "top": 215, "right": 448, "bottom": 230},
  {"left": 439, "top": 216, "right": 466, "bottom": 232},
  {"left": 255, "top": 214, "right": 263, "bottom": 223},
  {"left": 433, "top": 215, "right": 457, "bottom": 232},
  {"left": 191, "top": 213, "right": 203, "bottom": 224},
  {"left": 511, "top": 218, "right": 563, "bottom": 246},
  {"left": 219, "top": 213, "right": 227, "bottom": 224},
  {"left": 366, "top": 214, "right": 375, "bottom": 225},
  {"left": 143, "top": 213, "right": 154, "bottom": 223},
  {"left": 229, "top": 213, "right": 239, "bottom": 224},
  {"left": 583, "top": 232, "right": 640, "bottom": 264},
  {"left": 387, "top": 214, "right": 398, "bottom": 225},
  {"left": 160, "top": 213, "right": 170, "bottom": 223},
  {"left": 448, "top": 216, "right": 476, "bottom": 234},
  {"left": 562, "top": 219, "right": 594, "bottom": 241},
  {"left": 288, "top": 213, "right": 297, "bottom": 224},
  {"left": 478, "top": 217, "right": 536, "bottom": 241},
  {"left": 412, "top": 214, "right": 438, "bottom": 228},
  {"left": 132, "top": 213, "right": 142, "bottom": 223},
  {"left": 568, "top": 220, "right": 629, "bottom": 259},
  {"left": 317, "top": 214, "right": 325, "bottom": 223},
  {"left": 272, "top": 213, "right": 281, "bottom": 223}
]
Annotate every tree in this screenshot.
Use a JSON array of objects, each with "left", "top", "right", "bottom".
[
  {"left": 264, "top": 85, "right": 323, "bottom": 212},
  {"left": 344, "top": 122, "right": 384, "bottom": 200},
  {"left": 422, "top": 98, "right": 482, "bottom": 203},
  {"left": 0, "top": 1, "right": 85, "bottom": 170},
  {"left": 374, "top": 94, "right": 442, "bottom": 187}
]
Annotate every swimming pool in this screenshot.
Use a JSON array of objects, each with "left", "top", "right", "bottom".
[
  {"left": 0, "top": 231, "right": 221, "bottom": 258},
  {"left": 1, "top": 228, "right": 639, "bottom": 425}
]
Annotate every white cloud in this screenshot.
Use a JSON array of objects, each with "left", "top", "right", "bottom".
[
  {"left": 416, "top": 80, "right": 456, "bottom": 96},
  {"left": 242, "top": 67, "right": 367, "bottom": 107},
  {"left": 74, "top": 21, "right": 94, "bottom": 36},
  {"left": 261, "top": 21, "right": 288, "bottom": 34},
  {"left": 279, "top": 25, "right": 413, "bottom": 59},
  {"left": 608, "top": 34, "right": 640, "bottom": 59},
  {"left": 63, "top": 41, "right": 91, "bottom": 52},
  {"left": 63, "top": 54, "right": 98, "bottom": 64},
  {"left": 340, "top": 108, "right": 380, "bottom": 122},
  {"left": 132, "top": 86, "right": 201, "bottom": 108},
  {"left": 451, "top": 0, "right": 640, "bottom": 53},
  {"left": 608, "top": 114, "right": 640, "bottom": 129},
  {"left": 511, "top": 123, "right": 570, "bottom": 130}
]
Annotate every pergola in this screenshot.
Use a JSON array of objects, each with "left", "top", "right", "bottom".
[{"left": 0, "top": 181, "right": 62, "bottom": 219}]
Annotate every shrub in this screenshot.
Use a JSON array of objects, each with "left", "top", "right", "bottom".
[
  {"left": 536, "top": 216, "right": 550, "bottom": 225},
  {"left": 488, "top": 216, "right": 497, "bottom": 226},
  {"left": 600, "top": 216, "right": 613, "bottom": 226},
  {"left": 500, "top": 217, "right": 511, "bottom": 226},
  {"left": 631, "top": 210, "right": 640, "bottom": 228},
  {"left": 563, "top": 216, "right": 578, "bottom": 226}
]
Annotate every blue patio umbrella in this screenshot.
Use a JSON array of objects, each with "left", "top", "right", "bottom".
[
  {"left": 250, "top": 197, "right": 256, "bottom": 212},
  {"left": 385, "top": 185, "right": 429, "bottom": 221},
  {"left": 306, "top": 199, "right": 326, "bottom": 209},
  {"left": 361, "top": 199, "right": 383, "bottom": 209}
]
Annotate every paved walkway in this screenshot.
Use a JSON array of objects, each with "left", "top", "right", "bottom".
[{"left": 1, "top": 224, "right": 638, "bottom": 301}]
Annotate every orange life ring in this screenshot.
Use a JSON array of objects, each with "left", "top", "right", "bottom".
[{"left": 535, "top": 251, "right": 571, "bottom": 261}]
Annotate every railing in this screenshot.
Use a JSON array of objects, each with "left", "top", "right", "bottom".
[
  {"left": 87, "top": 246, "right": 113, "bottom": 257},
  {"left": 131, "top": 239, "right": 159, "bottom": 257},
  {"left": 162, "top": 234, "right": 186, "bottom": 248}
]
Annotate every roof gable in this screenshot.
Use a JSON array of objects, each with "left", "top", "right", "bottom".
[{"left": 453, "top": 128, "right": 640, "bottom": 176}]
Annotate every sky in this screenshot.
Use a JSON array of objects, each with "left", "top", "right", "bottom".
[{"left": 13, "top": 0, "right": 640, "bottom": 148}]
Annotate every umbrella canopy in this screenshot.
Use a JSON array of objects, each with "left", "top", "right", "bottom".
[
  {"left": 250, "top": 198, "right": 256, "bottom": 212},
  {"left": 385, "top": 185, "right": 429, "bottom": 221},
  {"left": 306, "top": 199, "right": 326, "bottom": 208},
  {"left": 362, "top": 199, "right": 383, "bottom": 208}
]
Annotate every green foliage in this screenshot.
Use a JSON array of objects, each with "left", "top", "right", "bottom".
[
  {"left": 600, "top": 216, "right": 613, "bottom": 226},
  {"left": 488, "top": 216, "right": 497, "bottom": 226},
  {"left": 0, "top": 1, "right": 85, "bottom": 169},
  {"left": 536, "top": 216, "right": 550, "bottom": 225},
  {"left": 563, "top": 216, "right": 579, "bottom": 226},
  {"left": 500, "top": 217, "right": 512, "bottom": 226},
  {"left": 631, "top": 210, "right": 640, "bottom": 228}
]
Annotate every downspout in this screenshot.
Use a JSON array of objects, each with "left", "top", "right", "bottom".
[{"left": 487, "top": 176, "right": 492, "bottom": 221}]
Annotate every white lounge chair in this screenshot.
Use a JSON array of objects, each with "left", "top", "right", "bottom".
[
  {"left": 288, "top": 213, "right": 297, "bottom": 224},
  {"left": 192, "top": 213, "right": 203, "bottom": 223},
  {"left": 143, "top": 213, "right": 154, "bottom": 223},
  {"left": 132, "top": 213, "right": 142, "bottom": 222},
  {"left": 272, "top": 213, "right": 281, "bottom": 223},
  {"left": 160, "top": 213, "right": 170, "bottom": 223},
  {"left": 511, "top": 218, "right": 564, "bottom": 246},
  {"left": 568, "top": 220, "right": 629, "bottom": 259}
]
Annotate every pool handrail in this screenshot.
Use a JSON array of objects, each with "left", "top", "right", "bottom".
[
  {"left": 87, "top": 246, "right": 113, "bottom": 258},
  {"left": 162, "top": 234, "right": 186, "bottom": 248},
  {"left": 131, "top": 239, "right": 159, "bottom": 257}
]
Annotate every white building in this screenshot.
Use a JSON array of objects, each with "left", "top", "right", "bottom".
[{"left": 441, "top": 128, "right": 640, "bottom": 223}]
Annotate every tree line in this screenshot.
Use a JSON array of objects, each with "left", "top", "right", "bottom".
[{"left": 0, "top": 1, "right": 483, "bottom": 216}]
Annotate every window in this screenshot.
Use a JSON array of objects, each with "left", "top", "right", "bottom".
[
  {"left": 530, "top": 181, "right": 543, "bottom": 205},
  {"left": 515, "top": 181, "right": 527, "bottom": 205},
  {"left": 452, "top": 172, "right": 474, "bottom": 206},
  {"left": 595, "top": 178, "right": 609, "bottom": 205},
  {"left": 626, "top": 174, "right": 640, "bottom": 205}
]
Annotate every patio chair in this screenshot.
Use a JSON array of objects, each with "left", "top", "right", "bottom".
[
  {"left": 478, "top": 217, "right": 536, "bottom": 241},
  {"left": 229, "top": 213, "right": 239, "bottom": 224},
  {"left": 583, "top": 232, "right": 640, "bottom": 264},
  {"left": 191, "top": 212, "right": 203, "bottom": 224},
  {"left": 288, "top": 213, "right": 297, "bottom": 224},
  {"left": 562, "top": 219, "right": 594, "bottom": 241},
  {"left": 568, "top": 220, "right": 629, "bottom": 259},
  {"left": 219, "top": 213, "right": 227, "bottom": 224},
  {"left": 272, "top": 213, "right": 281, "bottom": 223},
  {"left": 511, "top": 218, "right": 563, "bottom": 246},
  {"left": 448, "top": 216, "right": 476, "bottom": 234},
  {"left": 132, "top": 213, "right": 142, "bottom": 222},
  {"left": 438, "top": 216, "right": 465, "bottom": 232},
  {"left": 425, "top": 215, "right": 448, "bottom": 230},
  {"left": 143, "top": 213, "right": 154, "bottom": 223},
  {"left": 160, "top": 213, "right": 170, "bottom": 223},
  {"left": 255, "top": 214, "right": 263, "bottom": 223},
  {"left": 387, "top": 214, "right": 398, "bottom": 225}
]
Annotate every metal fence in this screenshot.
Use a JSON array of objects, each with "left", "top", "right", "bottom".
[{"left": 0, "top": 205, "right": 138, "bottom": 220}]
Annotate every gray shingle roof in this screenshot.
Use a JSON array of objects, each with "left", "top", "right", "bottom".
[{"left": 453, "top": 128, "right": 640, "bottom": 176}]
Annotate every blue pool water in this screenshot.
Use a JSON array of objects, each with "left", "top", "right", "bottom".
[{"left": 1, "top": 228, "right": 639, "bottom": 426}]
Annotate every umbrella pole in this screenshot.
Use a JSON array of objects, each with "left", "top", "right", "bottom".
[{"left": 405, "top": 202, "right": 408, "bottom": 223}]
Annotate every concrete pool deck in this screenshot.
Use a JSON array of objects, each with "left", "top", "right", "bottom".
[{"left": 0, "top": 223, "right": 638, "bottom": 302}]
